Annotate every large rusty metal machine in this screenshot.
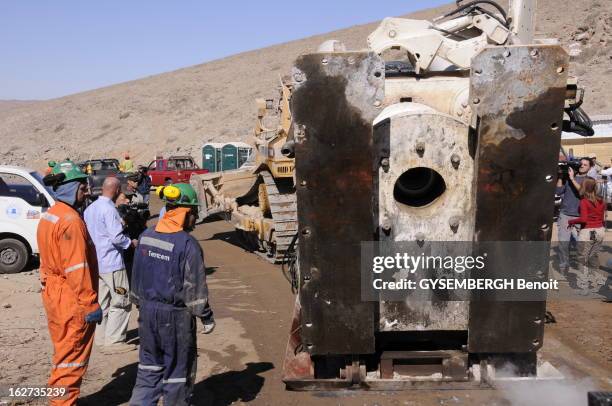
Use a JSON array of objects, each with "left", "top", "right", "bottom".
[
  {"left": 282, "top": 0, "right": 590, "bottom": 389},
  {"left": 191, "top": 78, "right": 297, "bottom": 262}
]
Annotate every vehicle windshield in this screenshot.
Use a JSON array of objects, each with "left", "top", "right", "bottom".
[
  {"left": 30, "top": 171, "right": 56, "bottom": 197},
  {"left": 90, "top": 160, "right": 119, "bottom": 171}
]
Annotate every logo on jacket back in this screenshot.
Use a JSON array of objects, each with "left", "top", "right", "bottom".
[{"left": 148, "top": 250, "right": 170, "bottom": 262}]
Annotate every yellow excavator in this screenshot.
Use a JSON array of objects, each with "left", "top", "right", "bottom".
[{"left": 190, "top": 77, "right": 297, "bottom": 262}]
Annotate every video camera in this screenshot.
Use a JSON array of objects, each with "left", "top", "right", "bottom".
[
  {"left": 558, "top": 159, "right": 582, "bottom": 181},
  {"left": 117, "top": 200, "right": 150, "bottom": 240}
]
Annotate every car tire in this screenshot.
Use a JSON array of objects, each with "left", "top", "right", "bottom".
[{"left": 0, "top": 238, "right": 29, "bottom": 274}]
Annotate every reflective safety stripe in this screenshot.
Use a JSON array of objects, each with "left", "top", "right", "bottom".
[
  {"left": 42, "top": 213, "right": 60, "bottom": 224},
  {"left": 186, "top": 298, "right": 207, "bottom": 307},
  {"left": 140, "top": 236, "right": 174, "bottom": 252},
  {"left": 54, "top": 361, "right": 87, "bottom": 368},
  {"left": 138, "top": 364, "right": 164, "bottom": 371},
  {"left": 163, "top": 377, "right": 187, "bottom": 383},
  {"left": 64, "top": 262, "right": 87, "bottom": 274}
]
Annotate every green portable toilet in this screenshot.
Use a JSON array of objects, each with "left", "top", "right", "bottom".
[
  {"left": 221, "top": 142, "right": 252, "bottom": 171},
  {"left": 236, "top": 143, "right": 252, "bottom": 168},
  {"left": 202, "top": 143, "right": 223, "bottom": 173}
]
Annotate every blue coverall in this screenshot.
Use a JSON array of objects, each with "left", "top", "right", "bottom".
[{"left": 128, "top": 226, "right": 212, "bottom": 406}]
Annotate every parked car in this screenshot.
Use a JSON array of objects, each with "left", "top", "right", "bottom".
[
  {"left": 78, "top": 159, "right": 129, "bottom": 197},
  {"left": 0, "top": 166, "right": 56, "bottom": 273},
  {"left": 147, "top": 156, "right": 209, "bottom": 186}
]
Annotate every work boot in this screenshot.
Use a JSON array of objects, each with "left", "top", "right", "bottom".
[
  {"left": 101, "top": 342, "right": 137, "bottom": 354},
  {"left": 203, "top": 320, "right": 216, "bottom": 334}
]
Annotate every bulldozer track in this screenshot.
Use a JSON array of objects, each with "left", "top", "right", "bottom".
[{"left": 259, "top": 171, "right": 298, "bottom": 263}]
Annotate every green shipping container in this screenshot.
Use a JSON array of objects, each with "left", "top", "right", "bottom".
[{"left": 202, "top": 143, "right": 223, "bottom": 172}]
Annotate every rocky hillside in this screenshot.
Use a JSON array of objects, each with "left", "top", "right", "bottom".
[{"left": 0, "top": 0, "right": 610, "bottom": 170}]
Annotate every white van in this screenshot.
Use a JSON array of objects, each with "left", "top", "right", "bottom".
[{"left": 0, "top": 166, "right": 56, "bottom": 273}]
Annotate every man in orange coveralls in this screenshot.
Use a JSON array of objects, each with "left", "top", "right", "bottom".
[{"left": 37, "top": 160, "right": 103, "bottom": 405}]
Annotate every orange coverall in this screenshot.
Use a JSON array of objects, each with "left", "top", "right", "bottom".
[{"left": 37, "top": 201, "right": 100, "bottom": 406}]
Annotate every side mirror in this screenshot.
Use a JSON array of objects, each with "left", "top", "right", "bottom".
[{"left": 35, "top": 192, "right": 49, "bottom": 208}]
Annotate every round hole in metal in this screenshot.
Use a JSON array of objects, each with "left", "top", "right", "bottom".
[{"left": 393, "top": 167, "right": 446, "bottom": 207}]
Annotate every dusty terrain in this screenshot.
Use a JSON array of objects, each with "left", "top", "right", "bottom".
[
  {"left": 0, "top": 0, "right": 610, "bottom": 170},
  {"left": 0, "top": 199, "right": 610, "bottom": 406}
]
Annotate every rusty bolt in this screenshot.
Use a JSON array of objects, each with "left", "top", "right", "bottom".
[
  {"left": 382, "top": 219, "right": 392, "bottom": 232},
  {"left": 473, "top": 98, "right": 480, "bottom": 105},
  {"left": 415, "top": 232, "right": 425, "bottom": 247},
  {"left": 557, "top": 66, "right": 565, "bottom": 74},
  {"left": 415, "top": 142, "right": 425, "bottom": 157},
  {"left": 451, "top": 154, "right": 460, "bottom": 169},
  {"left": 301, "top": 228, "right": 311, "bottom": 236},
  {"left": 300, "top": 180, "right": 307, "bottom": 187},
  {"left": 530, "top": 49, "right": 539, "bottom": 57},
  {"left": 294, "top": 73, "right": 304, "bottom": 82},
  {"left": 449, "top": 217, "right": 460, "bottom": 233},
  {"left": 456, "top": 110, "right": 463, "bottom": 117}
]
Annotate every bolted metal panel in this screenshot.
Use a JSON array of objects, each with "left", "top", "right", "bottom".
[
  {"left": 376, "top": 108, "right": 473, "bottom": 331},
  {"left": 468, "top": 45, "right": 569, "bottom": 353},
  {"left": 292, "top": 52, "right": 385, "bottom": 355}
]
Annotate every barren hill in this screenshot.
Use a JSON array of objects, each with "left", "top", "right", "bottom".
[
  {"left": 0, "top": 100, "right": 39, "bottom": 113},
  {"left": 1, "top": 0, "right": 610, "bottom": 170}
]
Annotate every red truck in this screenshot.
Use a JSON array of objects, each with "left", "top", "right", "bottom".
[{"left": 147, "top": 156, "right": 209, "bottom": 186}]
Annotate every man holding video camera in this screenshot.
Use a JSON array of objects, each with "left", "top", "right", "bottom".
[{"left": 556, "top": 157, "right": 592, "bottom": 272}]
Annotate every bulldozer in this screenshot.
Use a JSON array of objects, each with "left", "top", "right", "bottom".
[
  {"left": 281, "top": 0, "right": 593, "bottom": 389},
  {"left": 190, "top": 77, "right": 298, "bottom": 262}
]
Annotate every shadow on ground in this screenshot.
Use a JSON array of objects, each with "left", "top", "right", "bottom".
[
  {"left": 192, "top": 361, "right": 274, "bottom": 406},
  {"left": 78, "top": 361, "right": 273, "bottom": 406},
  {"left": 79, "top": 362, "right": 138, "bottom": 405},
  {"left": 207, "top": 230, "right": 257, "bottom": 254}
]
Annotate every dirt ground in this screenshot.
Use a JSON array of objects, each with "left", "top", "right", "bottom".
[{"left": 0, "top": 199, "right": 610, "bottom": 406}]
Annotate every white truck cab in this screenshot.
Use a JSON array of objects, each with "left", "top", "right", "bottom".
[{"left": 0, "top": 166, "right": 56, "bottom": 273}]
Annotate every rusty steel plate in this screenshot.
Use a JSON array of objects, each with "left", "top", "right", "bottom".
[
  {"left": 467, "top": 45, "right": 569, "bottom": 353},
  {"left": 291, "top": 52, "right": 385, "bottom": 355}
]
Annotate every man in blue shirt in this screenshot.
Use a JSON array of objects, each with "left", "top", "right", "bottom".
[
  {"left": 556, "top": 158, "right": 592, "bottom": 272},
  {"left": 129, "top": 183, "right": 213, "bottom": 406},
  {"left": 84, "top": 177, "right": 137, "bottom": 353}
]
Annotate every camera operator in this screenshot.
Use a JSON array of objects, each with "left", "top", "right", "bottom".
[
  {"left": 556, "top": 157, "right": 592, "bottom": 273},
  {"left": 117, "top": 174, "right": 150, "bottom": 277}
]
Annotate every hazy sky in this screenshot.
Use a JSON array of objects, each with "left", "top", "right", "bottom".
[{"left": 0, "top": 1, "right": 449, "bottom": 100}]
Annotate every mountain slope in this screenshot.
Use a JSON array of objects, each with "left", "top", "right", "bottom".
[{"left": 1, "top": 0, "right": 610, "bottom": 169}]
